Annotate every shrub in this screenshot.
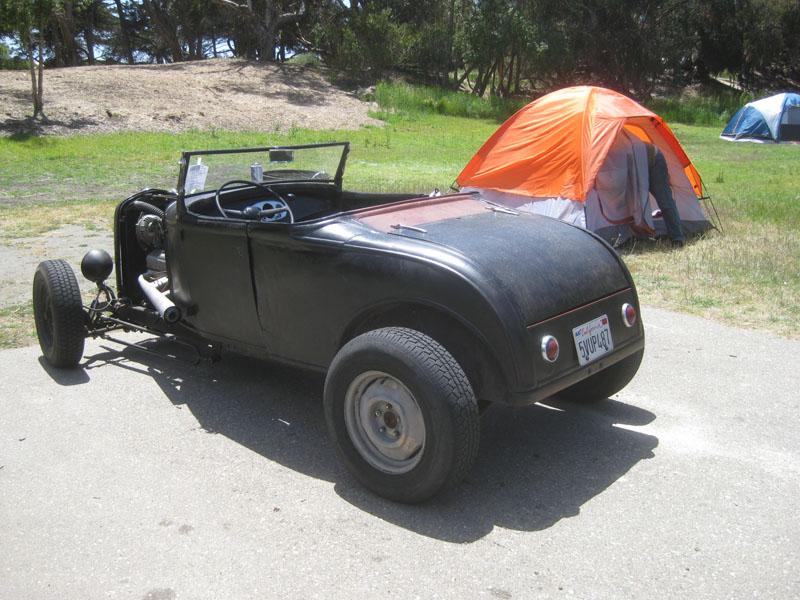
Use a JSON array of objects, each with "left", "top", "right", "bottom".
[
  {"left": 646, "top": 91, "right": 754, "bottom": 125},
  {"left": 373, "top": 82, "right": 526, "bottom": 121}
]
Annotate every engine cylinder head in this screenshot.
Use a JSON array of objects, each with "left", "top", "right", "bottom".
[{"left": 81, "top": 249, "right": 114, "bottom": 283}]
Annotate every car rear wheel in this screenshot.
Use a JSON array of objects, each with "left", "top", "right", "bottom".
[
  {"left": 324, "top": 327, "right": 479, "bottom": 503},
  {"left": 33, "top": 259, "right": 85, "bottom": 368},
  {"left": 557, "top": 348, "right": 644, "bottom": 402}
]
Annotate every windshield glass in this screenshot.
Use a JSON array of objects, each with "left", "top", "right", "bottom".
[{"left": 179, "top": 142, "right": 348, "bottom": 195}]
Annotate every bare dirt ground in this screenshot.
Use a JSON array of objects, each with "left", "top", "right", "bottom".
[
  {"left": 1, "top": 59, "right": 379, "bottom": 320},
  {"left": 0, "top": 58, "right": 380, "bottom": 136},
  {"left": 1, "top": 225, "right": 115, "bottom": 308}
]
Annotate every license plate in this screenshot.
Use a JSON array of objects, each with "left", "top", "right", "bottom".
[{"left": 573, "top": 315, "right": 614, "bottom": 366}]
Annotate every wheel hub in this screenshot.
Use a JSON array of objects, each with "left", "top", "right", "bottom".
[
  {"left": 382, "top": 410, "right": 399, "bottom": 430},
  {"left": 344, "top": 371, "right": 426, "bottom": 474}
]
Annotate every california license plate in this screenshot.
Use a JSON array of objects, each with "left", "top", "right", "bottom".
[{"left": 573, "top": 315, "right": 614, "bottom": 366}]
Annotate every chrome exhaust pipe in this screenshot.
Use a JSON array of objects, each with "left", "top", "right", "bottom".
[{"left": 138, "top": 274, "right": 181, "bottom": 323}]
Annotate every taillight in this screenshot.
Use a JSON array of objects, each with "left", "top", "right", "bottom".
[
  {"left": 541, "top": 335, "right": 560, "bottom": 362},
  {"left": 621, "top": 303, "right": 637, "bottom": 328}
]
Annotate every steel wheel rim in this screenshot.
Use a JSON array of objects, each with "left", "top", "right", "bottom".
[{"left": 344, "top": 371, "right": 426, "bottom": 474}]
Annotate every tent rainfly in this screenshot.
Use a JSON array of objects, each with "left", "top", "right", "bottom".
[
  {"left": 721, "top": 92, "right": 800, "bottom": 143},
  {"left": 457, "top": 86, "right": 713, "bottom": 244}
]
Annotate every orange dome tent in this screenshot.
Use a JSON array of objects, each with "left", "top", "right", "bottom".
[{"left": 457, "top": 86, "right": 711, "bottom": 242}]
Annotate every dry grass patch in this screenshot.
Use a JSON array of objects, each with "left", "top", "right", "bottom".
[
  {"left": 0, "top": 303, "right": 36, "bottom": 349},
  {"left": 0, "top": 199, "right": 115, "bottom": 240},
  {"left": 0, "top": 200, "right": 117, "bottom": 349},
  {"left": 621, "top": 220, "right": 800, "bottom": 338}
]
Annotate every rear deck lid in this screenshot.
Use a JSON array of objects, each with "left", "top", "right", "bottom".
[{"left": 356, "top": 195, "right": 630, "bottom": 322}]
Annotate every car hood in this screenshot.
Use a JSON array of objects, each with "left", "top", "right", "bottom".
[{"left": 376, "top": 210, "right": 631, "bottom": 324}]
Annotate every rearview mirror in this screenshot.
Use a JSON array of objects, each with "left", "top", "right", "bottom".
[{"left": 269, "top": 149, "right": 294, "bottom": 163}]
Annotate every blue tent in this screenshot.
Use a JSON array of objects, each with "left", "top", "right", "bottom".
[{"left": 721, "top": 92, "right": 800, "bottom": 143}]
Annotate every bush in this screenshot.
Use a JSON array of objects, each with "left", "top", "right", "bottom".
[
  {"left": 646, "top": 91, "right": 753, "bottom": 125},
  {"left": 0, "top": 43, "right": 28, "bottom": 70},
  {"left": 288, "top": 53, "right": 322, "bottom": 67},
  {"left": 373, "top": 82, "right": 526, "bottom": 121},
  {"left": 371, "top": 81, "right": 755, "bottom": 127}
]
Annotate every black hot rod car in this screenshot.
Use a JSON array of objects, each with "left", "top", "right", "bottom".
[{"left": 33, "top": 142, "right": 644, "bottom": 502}]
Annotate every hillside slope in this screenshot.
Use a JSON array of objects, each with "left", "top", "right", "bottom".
[{"left": 0, "top": 59, "right": 380, "bottom": 137}]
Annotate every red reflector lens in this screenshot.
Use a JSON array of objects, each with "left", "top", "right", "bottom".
[
  {"left": 541, "top": 335, "right": 559, "bottom": 362},
  {"left": 622, "top": 303, "right": 637, "bottom": 327}
]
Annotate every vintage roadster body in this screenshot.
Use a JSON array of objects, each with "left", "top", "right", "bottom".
[{"left": 33, "top": 142, "right": 644, "bottom": 502}]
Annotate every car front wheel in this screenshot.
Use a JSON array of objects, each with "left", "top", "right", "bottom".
[
  {"left": 324, "top": 327, "right": 479, "bottom": 503},
  {"left": 33, "top": 259, "right": 85, "bottom": 368}
]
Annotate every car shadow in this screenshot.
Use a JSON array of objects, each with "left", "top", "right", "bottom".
[
  {"left": 339, "top": 396, "right": 657, "bottom": 542},
  {"left": 78, "top": 337, "right": 658, "bottom": 543}
]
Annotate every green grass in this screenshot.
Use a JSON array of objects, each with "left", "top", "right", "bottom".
[
  {"left": 0, "top": 115, "right": 497, "bottom": 205},
  {"left": 671, "top": 124, "right": 800, "bottom": 229},
  {"left": 371, "top": 81, "right": 527, "bottom": 122},
  {"left": 1, "top": 107, "right": 798, "bottom": 347},
  {"left": 614, "top": 123, "right": 799, "bottom": 338},
  {"left": 646, "top": 91, "right": 753, "bottom": 126},
  {"left": 371, "top": 81, "right": 752, "bottom": 127}
]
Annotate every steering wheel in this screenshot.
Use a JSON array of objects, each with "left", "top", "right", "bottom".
[{"left": 214, "top": 179, "right": 294, "bottom": 223}]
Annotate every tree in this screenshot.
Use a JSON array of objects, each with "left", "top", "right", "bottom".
[
  {"left": 52, "top": 1, "right": 79, "bottom": 65},
  {"left": 140, "top": 0, "right": 184, "bottom": 60},
  {"left": 0, "top": 0, "right": 57, "bottom": 116},
  {"left": 526, "top": 0, "right": 678, "bottom": 97},
  {"left": 741, "top": 0, "right": 800, "bottom": 87},
  {"left": 212, "top": 0, "right": 306, "bottom": 61},
  {"left": 458, "top": 0, "right": 521, "bottom": 96},
  {"left": 75, "top": 0, "right": 115, "bottom": 64},
  {"left": 111, "top": 0, "right": 136, "bottom": 63},
  {"left": 681, "top": 0, "right": 799, "bottom": 90},
  {"left": 308, "top": 0, "right": 462, "bottom": 82}
]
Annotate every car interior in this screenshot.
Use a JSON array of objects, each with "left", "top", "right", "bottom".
[{"left": 185, "top": 182, "right": 422, "bottom": 224}]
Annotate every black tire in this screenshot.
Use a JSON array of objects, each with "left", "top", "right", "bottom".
[
  {"left": 556, "top": 348, "right": 644, "bottom": 402},
  {"left": 33, "top": 259, "right": 85, "bottom": 368},
  {"left": 324, "top": 327, "right": 479, "bottom": 503}
]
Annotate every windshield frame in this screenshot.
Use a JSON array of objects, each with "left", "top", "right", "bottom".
[{"left": 176, "top": 141, "right": 350, "bottom": 215}]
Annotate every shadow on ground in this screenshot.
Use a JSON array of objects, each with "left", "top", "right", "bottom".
[
  {"left": 1, "top": 115, "right": 97, "bottom": 138},
  {"left": 211, "top": 64, "right": 349, "bottom": 107},
  {"left": 64, "top": 336, "right": 658, "bottom": 543}
]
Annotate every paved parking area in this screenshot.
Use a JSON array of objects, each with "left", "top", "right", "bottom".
[{"left": 1, "top": 307, "right": 798, "bottom": 599}]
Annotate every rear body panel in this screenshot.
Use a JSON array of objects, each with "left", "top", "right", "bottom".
[{"left": 155, "top": 191, "right": 644, "bottom": 405}]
